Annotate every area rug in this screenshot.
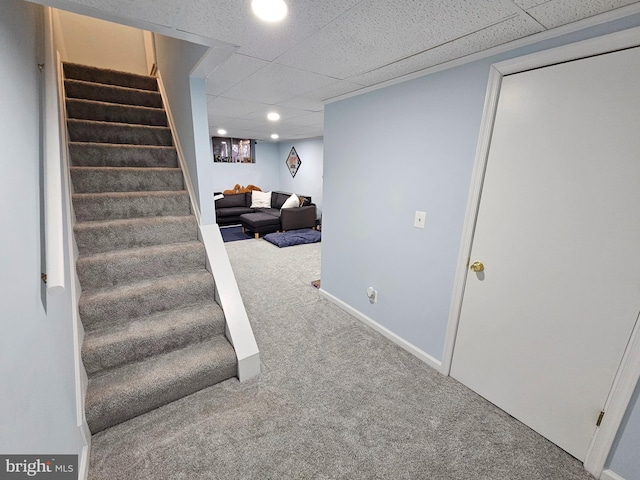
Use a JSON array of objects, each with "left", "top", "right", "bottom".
[
  {"left": 263, "top": 228, "right": 321, "bottom": 248},
  {"left": 220, "top": 226, "right": 253, "bottom": 243}
]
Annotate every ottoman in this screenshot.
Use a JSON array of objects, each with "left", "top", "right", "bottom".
[{"left": 239, "top": 212, "right": 281, "bottom": 238}]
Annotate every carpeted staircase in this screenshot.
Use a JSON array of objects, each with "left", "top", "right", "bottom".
[{"left": 63, "top": 63, "right": 237, "bottom": 434}]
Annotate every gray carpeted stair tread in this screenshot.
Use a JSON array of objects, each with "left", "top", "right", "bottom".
[
  {"left": 82, "top": 301, "right": 225, "bottom": 375},
  {"left": 66, "top": 98, "right": 168, "bottom": 126},
  {"left": 79, "top": 270, "right": 215, "bottom": 330},
  {"left": 72, "top": 190, "right": 191, "bottom": 222},
  {"left": 70, "top": 166, "right": 184, "bottom": 193},
  {"left": 74, "top": 215, "right": 198, "bottom": 255},
  {"left": 65, "top": 63, "right": 238, "bottom": 436},
  {"left": 64, "top": 79, "right": 163, "bottom": 108},
  {"left": 67, "top": 119, "right": 173, "bottom": 146},
  {"left": 85, "top": 335, "right": 237, "bottom": 433},
  {"left": 76, "top": 241, "right": 206, "bottom": 290},
  {"left": 63, "top": 63, "right": 158, "bottom": 92},
  {"left": 69, "top": 142, "right": 178, "bottom": 168}
]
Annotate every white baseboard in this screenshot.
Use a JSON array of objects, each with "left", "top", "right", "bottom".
[
  {"left": 78, "top": 441, "right": 90, "bottom": 480},
  {"left": 318, "top": 288, "right": 442, "bottom": 372},
  {"left": 600, "top": 469, "right": 626, "bottom": 480}
]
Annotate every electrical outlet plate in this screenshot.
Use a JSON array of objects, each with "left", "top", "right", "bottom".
[{"left": 414, "top": 211, "right": 426, "bottom": 229}]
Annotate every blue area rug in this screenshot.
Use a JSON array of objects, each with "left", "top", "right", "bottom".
[{"left": 220, "top": 226, "right": 253, "bottom": 243}]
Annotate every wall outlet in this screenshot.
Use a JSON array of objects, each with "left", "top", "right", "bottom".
[{"left": 414, "top": 211, "right": 427, "bottom": 229}]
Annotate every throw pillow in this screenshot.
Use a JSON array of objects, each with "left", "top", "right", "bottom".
[
  {"left": 281, "top": 193, "right": 300, "bottom": 210},
  {"left": 251, "top": 190, "right": 272, "bottom": 208}
]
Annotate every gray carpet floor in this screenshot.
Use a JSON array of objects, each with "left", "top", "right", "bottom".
[{"left": 88, "top": 239, "right": 594, "bottom": 479}]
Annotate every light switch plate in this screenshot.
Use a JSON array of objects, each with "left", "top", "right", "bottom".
[{"left": 414, "top": 211, "right": 426, "bottom": 229}]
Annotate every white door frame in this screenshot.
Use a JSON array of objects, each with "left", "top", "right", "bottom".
[{"left": 441, "top": 26, "right": 640, "bottom": 478}]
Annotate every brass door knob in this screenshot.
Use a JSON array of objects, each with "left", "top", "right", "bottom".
[{"left": 470, "top": 261, "right": 484, "bottom": 273}]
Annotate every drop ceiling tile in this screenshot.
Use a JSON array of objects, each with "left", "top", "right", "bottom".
[
  {"left": 237, "top": 0, "right": 363, "bottom": 61},
  {"left": 241, "top": 105, "right": 315, "bottom": 122},
  {"left": 206, "top": 54, "right": 269, "bottom": 96},
  {"left": 280, "top": 125, "right": 324, "bottom": 139},
  {"left": 512, "top": 0, "right": 550, "bottom": 10},
  {"left": 222, "top": 63, "right": 337, "bottom": 104},
  {"left": 209, "top": 118, "right": 269, "bottom": 139},
  {"left": 276, "top": 0, "right": 524, "bottom": 79},
  {"left": 116, "top": 0, "right": 181, "bottom": 28},
  {"left": 68, "top": 0, "right": 122, "bottom": 13},
  {"left": 303, "top": 80, "right": 367, "bottom": 102},
  {"left": 223, "top": 117, "right": 267, "bottom": 130},
  {"left": 349, "top": 13, "right": 544, "bottom": 86},
  {"left": 278, "top": 97, "right": 325, "bottom": 112},
  {"left": 173, "top": 0, "right": 247, "bottom": 45},
  {"left": 207, "top": 96, "right": 268, "bottom": 118},
  {"left": 526, "top": 0, "right": 640, "bottom": 29},
  {"left": 278, "top": 111, "right": 324, "bottom": 128},
  {"left": 210, "top": 127, "right": 262, "bottom": 140},
  {"left": 208, "top": 114, "right": 235, "bottom": 129}
]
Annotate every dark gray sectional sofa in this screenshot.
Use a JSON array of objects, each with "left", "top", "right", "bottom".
[{"left": 215, "top": 190, "right": 317, "bottom": 237}]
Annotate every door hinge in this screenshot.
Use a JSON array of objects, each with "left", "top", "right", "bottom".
[
  {"left": 41, "top": 273, "right": 47, "bottom": 284},
  {"left": 596, "top": 410, "right": 605, "bottom": 427}
]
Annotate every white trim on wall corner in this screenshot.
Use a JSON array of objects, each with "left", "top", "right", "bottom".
[
  {"left": 318, "top": 289, "right": 442, "bottom": 372},
  {"left": 600, "top": 469, "right": 627, "bottom": 480},
  {"left": 444, "top": 26, "right": 640, "bottom": 480}
]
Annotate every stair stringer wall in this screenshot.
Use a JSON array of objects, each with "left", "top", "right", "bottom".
[
  {"left": 155, "top": 73, "right": 260, "bottom": 382},
  {"left": 47, "top": 27, "right": 91, "bottom": 480}
]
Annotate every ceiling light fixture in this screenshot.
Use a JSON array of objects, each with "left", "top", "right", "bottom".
[
  {"left": 271, "top": 134, "right": 279, "bottom": 140},
  {"left": 251, "top": 0, "right": 287, "bottom": 23},
  {"left": 217, "top": 129, "right": 227, "bottom": 135},
  {"left": 267, "top": 112, "right": 280, "bottom": 121}
]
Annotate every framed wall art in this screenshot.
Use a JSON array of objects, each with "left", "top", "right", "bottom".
[{"left": 286, "top": 146, "right": 301, "bottom": 177}]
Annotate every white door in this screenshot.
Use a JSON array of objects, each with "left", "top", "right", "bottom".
[{"left": 450, "top": 46, "right": 640, "bottom": 461}]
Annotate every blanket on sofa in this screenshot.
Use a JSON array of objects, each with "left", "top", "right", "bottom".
[{"left": 263, "top": 229, "right": 321, "bottom": 248}]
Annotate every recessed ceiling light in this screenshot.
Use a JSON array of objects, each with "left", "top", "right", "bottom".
[
  {"left": 251, "top": 0, "right": 287, "bottom": 23},
  {"left": 267, "top": 112, "right": 280, "bottom": 121},
  {"left": 217, "top": 129, "right": 227, "bottom": 135},
  {"left": 271, "top": 134, "right": 279, "bottom": 140}
]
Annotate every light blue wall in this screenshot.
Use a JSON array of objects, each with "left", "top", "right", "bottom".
[
  {"left": 211, "top": 138, "right": 323, "bottom": 214},
  {"left": 278, "top": 138, "right": 323, "bottom": 215},
  {"left": 323, "top": 61, "right": 486, "bottom": 359},
  {"left": 0, "top": 0, "right": 84, "bottom": 456},
  {"left": 154, "top": 34, "right": 213, "bottom": 223},
  {"left": 189, "top": 75, "right": 216, "bottom": 224},
  {"left": 212, "top": 141, "right": 281, "bottom": 193},
  {"left": 322, "top": 13, "right": 640, "bottom": 480}
]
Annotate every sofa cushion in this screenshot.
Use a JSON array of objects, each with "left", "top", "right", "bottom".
[
  {"left": 216, "top": 206, "right": 253, "bottom": 217},
  {"left": 215, "top": 192, "right": 248, "bottom": 209},
  {"left": 258, "top": 208, "right": 281, "bottom": 218},
  {"left": 281, "top": 193, "right": 299, "bottom": 210},
  {"left": 251, "top": 190, "right": 272, "bottom": 208},
  {"left": 272, "top": 192, "right": 290, "bottom": 209}
]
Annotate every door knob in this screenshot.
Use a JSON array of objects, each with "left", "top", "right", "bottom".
[{"left": 470, "top": 261, "right": 484, "bottom": 272}]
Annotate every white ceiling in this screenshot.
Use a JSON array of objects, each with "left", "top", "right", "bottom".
[{"left": 46, "top": 0, "right": 640, "bottom": 141}]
